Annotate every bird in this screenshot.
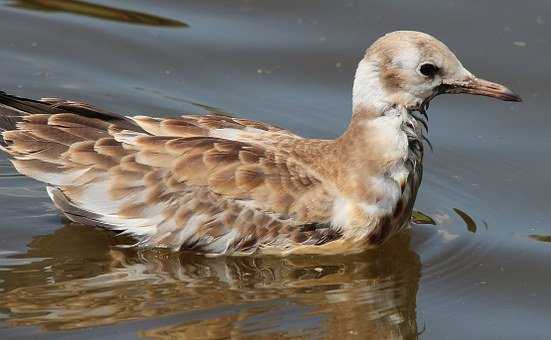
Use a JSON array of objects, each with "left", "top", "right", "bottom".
[{"left": 0, "top": 31, "right": 521, "bottom": 256}]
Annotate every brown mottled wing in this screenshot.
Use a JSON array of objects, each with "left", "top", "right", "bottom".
[
  {"left": 130, "top": 114, "right": 300, "bottom": 139},
  {"left": 83, "top": 132, "right": 334, "bottom": 254},
  {"left": 0, "top": 93, "right": 337, "bottom": 255}
]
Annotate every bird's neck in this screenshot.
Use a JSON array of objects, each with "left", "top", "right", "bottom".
[
  {"left": 336, "top": 104, "right": 410, "bottom": 179},
  {"left": 333, "top": 69, "right": 427, "bottom": 197},
  {"left": 298, "top": 59, "right": 427, "bottom": 197},
  {"left": 352, "top": 59, "right": 390, "bottom": 115}
]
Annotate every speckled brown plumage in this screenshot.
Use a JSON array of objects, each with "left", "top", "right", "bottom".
[{"left": 0, "top": 31, "right": 520, "bottom": 255}]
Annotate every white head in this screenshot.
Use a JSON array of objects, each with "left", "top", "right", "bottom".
[{"left": 353, "top": 31, "right": 521, "bottom": 115}]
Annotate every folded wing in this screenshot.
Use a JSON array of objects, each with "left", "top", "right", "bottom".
[{"left": 0, "top": 93, "right": 339, "bottom": 254}]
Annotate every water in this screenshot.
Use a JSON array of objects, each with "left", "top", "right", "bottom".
[{"left": 0, "top": 1, "right": 549, "bottom": 339}]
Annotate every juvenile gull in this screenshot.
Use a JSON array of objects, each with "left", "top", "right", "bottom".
[{"left": 0, "top": 31, "right": 521, "bottom": 256}]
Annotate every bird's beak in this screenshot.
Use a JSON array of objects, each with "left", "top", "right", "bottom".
[{"left": 441, "top": 77, "right": 522, "bottom": 102}]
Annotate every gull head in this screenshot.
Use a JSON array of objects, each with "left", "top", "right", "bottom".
[{"left": 352, "top": 31, "right": 521, "bottom": 115}]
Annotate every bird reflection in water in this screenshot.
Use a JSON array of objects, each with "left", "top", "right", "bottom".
[{"left": 0, "top": 222, "right": 421, "bottom": 339}]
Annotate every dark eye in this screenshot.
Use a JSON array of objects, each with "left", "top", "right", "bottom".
[{"left": 419, "top": 63, "right": 439, "bottom": 77}]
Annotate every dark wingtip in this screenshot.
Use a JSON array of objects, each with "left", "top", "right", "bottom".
[{"left": 506, "top": 91, "right": 523, "bottom": 102}]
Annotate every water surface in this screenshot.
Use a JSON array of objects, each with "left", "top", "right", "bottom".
[{"left": 0, "top": 1, "right": 550, "bottom": 339}]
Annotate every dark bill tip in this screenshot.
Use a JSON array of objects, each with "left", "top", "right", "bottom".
[{"left": 445, "top": 78, "right": 522, "bottom": 102}]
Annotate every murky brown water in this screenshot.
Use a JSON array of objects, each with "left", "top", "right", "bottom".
[{"left": 0, "top": 1, "right": 550, "bottom": 339}]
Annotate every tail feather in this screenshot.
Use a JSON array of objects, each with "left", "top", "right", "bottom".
[
  {"left": 0, "top": 91, "right": 54, "bottom": 116},
  {"left": 0, "top": 92, "right": 49, "bottom": 145},
  {"left": 0, "top": 91, "right": 140, "bottom": 135},
  {"left": 0, "top": 91, "right": 144, "bottom": 185}
]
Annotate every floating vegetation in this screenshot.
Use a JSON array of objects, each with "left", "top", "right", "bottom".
[
  {"left": 453, "top": 208, "right": 477, "bottom": 234},
  {"left": 8, "top": 0, "right": 188, "bottom": 27},
  {"left": 411, "top": 210, "right": 436, "bottom": 225},
  {"left": 529, "top": 234, "right": 551, "bottom": 243}
]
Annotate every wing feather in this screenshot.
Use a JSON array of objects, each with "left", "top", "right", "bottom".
[{"left": 0, "top": 94, "right": 342, "bottom": 254}]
